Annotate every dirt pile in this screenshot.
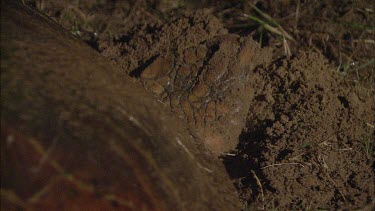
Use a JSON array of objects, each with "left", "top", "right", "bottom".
[
  {"left": 98, "top": 12, "right": 272, "bottom": 154},
  {"left": 225, "top": 52, "right": 374, "bottom": 210}
]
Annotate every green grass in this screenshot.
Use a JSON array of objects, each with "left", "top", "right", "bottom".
[
  {"left": 337, "top": 55, "right": 374, "bottom": 72},
  {"left": 244, "top": 4, "right": 294, "bottom": 55},
  {"left": 363, "top": 136, "right": 374, "bottom": 159},
  {"left": 342, "top": 21, "right": 375, "bottom": 31}
]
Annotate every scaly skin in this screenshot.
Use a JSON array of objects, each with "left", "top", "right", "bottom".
[{"left": 100, "top": 13, "right": 272, "bottom": 154}]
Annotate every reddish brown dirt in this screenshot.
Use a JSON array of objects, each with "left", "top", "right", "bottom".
[
  {"left": 224, "top": 52, "right": 374, "bottom": 210},
  {"left": 12, "top": 0, "right": 375, "bottom": 209}
]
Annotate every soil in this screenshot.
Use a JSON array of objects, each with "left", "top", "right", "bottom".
[
  {"left": 16, "top": 0, "right": 375, "bottom": 209},
  {"left": 224, "top": 52, "right": 374, "bottom": 209}
]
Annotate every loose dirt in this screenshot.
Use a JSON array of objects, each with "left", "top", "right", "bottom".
[
  {"left": 224, "top": 51, "right": 374, "bottom": 210},
  {"left": 19, "top": 0, "right": 375, "bottom": 209}
]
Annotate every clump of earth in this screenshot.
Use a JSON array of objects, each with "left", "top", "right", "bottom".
[{"left": 24, "top": 0, "right": 374, "bottom": 209}]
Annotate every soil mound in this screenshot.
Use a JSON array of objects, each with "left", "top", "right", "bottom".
[
  {"left": 225, "top": 52, "right": 374, "bottom": 210},
  {"left": 98, "top": 12, "right": 272, "bottom": 154}
]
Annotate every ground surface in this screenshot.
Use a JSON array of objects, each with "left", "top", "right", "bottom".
[{"left": 24, "top": 0, "right": 374, "bottom": 210}]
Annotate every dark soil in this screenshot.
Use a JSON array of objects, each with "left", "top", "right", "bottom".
[{"left": 20, "top": 0, "right": 375, "bottom": 209}]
